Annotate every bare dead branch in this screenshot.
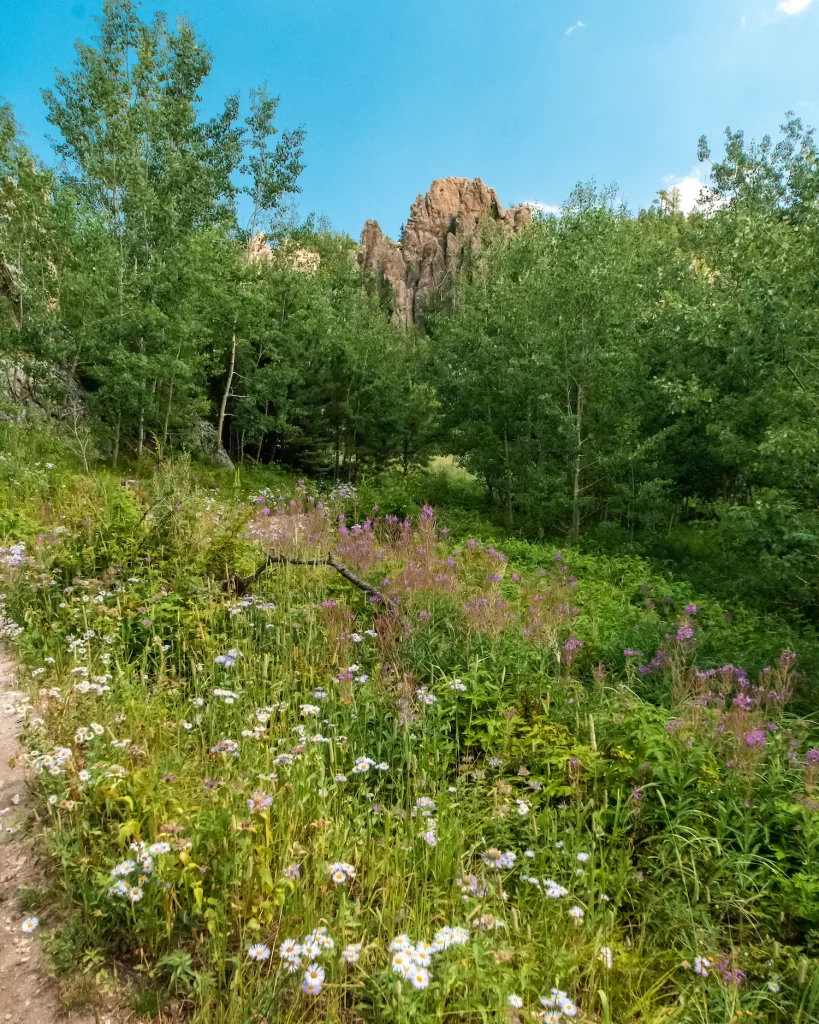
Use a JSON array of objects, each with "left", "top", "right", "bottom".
[{"left": 225, "top": 551, "right": 394, "bottom": 607}]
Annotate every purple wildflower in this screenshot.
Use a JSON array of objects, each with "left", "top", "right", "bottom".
[
  {"left": 247, "top": 791, "right": 273, "bottom": 813},
  {"left": 210, "top": 739, "right": 239, "bottom": 755}
]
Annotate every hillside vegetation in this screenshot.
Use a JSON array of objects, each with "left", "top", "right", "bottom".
[
  {"left": 3, "top": 1, "right": 819, "bottom": 1021},
  {"left": 0, "top": 425, "right": 818, "bottom": 1023},
  {"left": 3, "top": 2, "right": 819, "bottom": 629}
]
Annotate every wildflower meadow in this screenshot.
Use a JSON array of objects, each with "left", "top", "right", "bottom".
[{"left": 1, "top": 429, "right": 818, "bottom": 1023}]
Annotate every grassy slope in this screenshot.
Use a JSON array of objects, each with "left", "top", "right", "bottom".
[{"left": 0, "top": 427, "right": 818, "bottom": 1023}]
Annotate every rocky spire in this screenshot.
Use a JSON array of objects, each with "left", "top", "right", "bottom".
[{"left": 359, "top": 177, "right": 531, "bottom": 326}]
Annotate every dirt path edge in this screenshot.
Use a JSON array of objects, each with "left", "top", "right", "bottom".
[{"left": 0, "top": 648, "right": 112, "bottom": 1024}]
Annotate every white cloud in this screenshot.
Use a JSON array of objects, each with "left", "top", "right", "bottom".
[
  {"left": 741, "top": 14, "right": 747, "bottom": 27},
  {"left": 565, "top": 20, "right": 586, "bottom": 35},
  {"left": 661, "top": 170, "right": 708, "bottom": 214},
  {"left": 524, "top": 201, "right": 561, "bottom": 216},
  {"left": 776, "top": 0, "right": 814, "bottom": 15}
]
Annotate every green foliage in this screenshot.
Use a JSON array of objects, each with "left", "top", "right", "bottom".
[
  {"left": 5, "top": 2, "right": 819, "bottom": 633},
  {"left": 424, "top": 118, "right": 819, "bottom": 622},
  {"left": 1, "top": 436, "right": 818, "bottom": 1022},
  {"left": 4, "top": 12, "right": 819, "bottom": 1014},
  {"left": 1, "top": 0, "right": 436, "bottom": 481}
]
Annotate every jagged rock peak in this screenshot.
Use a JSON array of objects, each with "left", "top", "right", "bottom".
[{"left": 359, "top": 177, "right": 531, "bottom": 327}]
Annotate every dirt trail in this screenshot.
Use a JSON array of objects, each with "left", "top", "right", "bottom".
[{"left": 0, "top": 649, "right": 112, "bottom": 1024}]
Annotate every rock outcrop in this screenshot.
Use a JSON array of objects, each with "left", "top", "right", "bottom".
[
  {"left": 247, "top": 233, "right": 320, "bottom": 274},
  {"left": 359, "top": 177, "right": 531, "bottom": 327}
]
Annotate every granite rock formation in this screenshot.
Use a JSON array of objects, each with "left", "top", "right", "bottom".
[
  {"left": 247, "top": 233, "right": 320, "bottom": 274},
  {"left": 359, "top": 177, "right": 531, "bottom": 326}
]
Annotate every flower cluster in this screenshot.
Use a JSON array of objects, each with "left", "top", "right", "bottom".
[
  {"left": 271, "top": 927, "right": 336, "bottom": 994},
  {"left": 214, "top": 648, "right": 241, "bottom": 667},
  {"left": 327, "top": 861, "right": 356, "bottom": 884},
  {"left": 351, "top": 754, "right": 389, "bottom": 774},
  {"left": 31, "top": 746, "right": 73, "bottom": 776},
  {"left": 481, "top": 848, "right": 516, "bottom": 869},
  {"left": 388, "top": 926, "right": 469, "bottom": 990},
  {"left": 541, "top": 987, "right": 578, "bottom": 1017}
]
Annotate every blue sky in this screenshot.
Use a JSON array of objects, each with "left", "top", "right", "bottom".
[{"left": 2, "top": 0, "right": 818, "bottom": 238}]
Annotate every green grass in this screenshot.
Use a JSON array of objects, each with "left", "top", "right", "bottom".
[{"left": 1, "top": 426, "right": 818, "bottom": 1023}]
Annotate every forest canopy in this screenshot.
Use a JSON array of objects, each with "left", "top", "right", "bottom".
[{"left": 3, "top": 0, "right": 819, "bottom": 618}]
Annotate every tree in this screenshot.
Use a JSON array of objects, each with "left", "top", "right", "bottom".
[
  {"left": 431, "top": 187, "right": 674, "bottom": 537},
  {"left": 39, "top": 0, "right": 305, "bottom": 459},
  {"left": 0, "top": 101, "right": 80, "bottom": 408}
]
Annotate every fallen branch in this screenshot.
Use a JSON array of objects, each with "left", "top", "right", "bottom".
[{"left": 225, "top": 551, "right": 394, "bottom": 607}]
